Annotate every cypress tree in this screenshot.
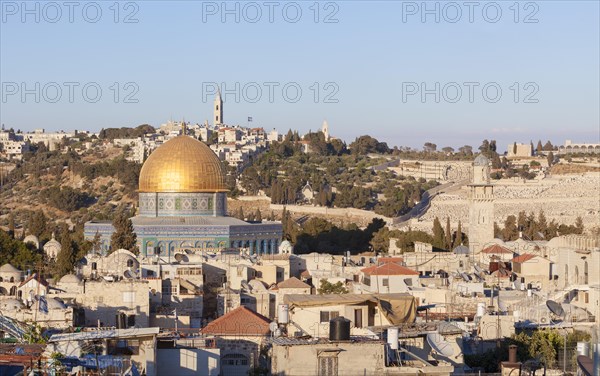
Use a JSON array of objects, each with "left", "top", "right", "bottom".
[
  {"left": 445, "top": 217, "right": 452, "bottom": 250},
  {"left": 255, "top": 208, "right": 262, "bottom": 222},
  {"left": 110, "top": 210, "right": 138, "bottom": 254},
  {"left": 453, "top": 220, "right": 463, "bottom": 248},
  {"left": 432, "top": 217, "right": 445, "bottom": 249},
  {"left": 56, "top": 231, "right": 76, "bottom": 277}
]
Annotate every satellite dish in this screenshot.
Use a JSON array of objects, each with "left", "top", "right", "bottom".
[
  {"left": 546, "top": 300, "right": 565, "bottom": 318},
  {"left": 269, "top": 321, "right": 278, "bottom": 332},
  {"left": 474, "top": 265, "right": 483, "bottom": 274},
  {"left": 184, "top": 249, "right": 194, "bottom": 255},
  {"left": 241, "top": 280, "right": 252, "bottom": 292},
  {"left": 124, "top": 270, "right": 133, "bottom": 279},
  {"left": 427, "top": 332, "right": 455, "bottom": 357},
  {"left": 404, "top": 278, "right": 413, "bottom": 287},
  {"left": 460, "top": 272, "right": 471, "bottom": 281},
  {"left": 174, "top": 253, "right": 189, "bottom": 263}
]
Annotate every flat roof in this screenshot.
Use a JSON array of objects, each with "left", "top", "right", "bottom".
[{"left": 49, "top": 328, "right": 160, "bottom": 342}]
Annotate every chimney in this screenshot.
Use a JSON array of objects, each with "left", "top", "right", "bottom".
[{"left": 508, "top": 345, "right": 517, "bottom": 363}]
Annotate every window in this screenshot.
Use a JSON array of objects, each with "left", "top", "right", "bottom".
[
  {"left": 354, "top": 308, "right": 363, "bottom": 328},
  {"left": 382, "top": 278, "right": 389, "bottom": 287},
  {"left": 363, "top": 276, "right": 371, "bottom": 286},
  {"left": 122, "top": 292, "right": 136, "bottom": 303},
  {"left": 318, "top": 354, "right": 338, "bottom": 376},
  {"left": 162, "top": 286, "right": 177, "bottom": 295},
  {"left": 320, "top": 311, "right": 339, "bottom": 323},
  {"left": 276, "top": 271, "right": 283, "bottom": 279}
]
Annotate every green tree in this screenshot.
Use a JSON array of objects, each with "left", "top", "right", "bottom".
[
  {"left": 27, "top": 210, "right": 48, "bottom": 238},
  {"left": 110, "top": 210, "right": 138, "bottom": 254},
  {"left": 318, "top": 279, "right": 349, "bottom": 294},
  {"left": 55, "top": 231, "right": 77, "bottom": 277},
  {"left": 502, "top": 215, "right": 519, "bottom": 241},
  {"left": 8, "top": 214, "right": 15, "bottom": 238},
  {"left": 445, "top": 217, "right": 452, "bottom": 250},
  {"left": 452, "top": 221, "right": 464, "bottom": 248},
  {"left": 254, "top": 208, "right": 262, "bottom": 222},
  {"left": 536, "top": 140, "right": 543, "bottom": 154},
  {"left": 432, "top": 217, "right": 445, "bottom": 249},
  {"left": 547, "top": 151, "right": 555, "bottom": 166},
  {"left": 575, "top": 216, "right": 584, "bottom": 234}
]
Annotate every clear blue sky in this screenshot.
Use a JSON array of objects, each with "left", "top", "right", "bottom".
[{"left": 1, "top": 0, "right": 599, "bottom": 151}]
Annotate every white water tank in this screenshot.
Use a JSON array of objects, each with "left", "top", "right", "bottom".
[
  {"left": 277, "top": 304, "right": 289, "bottom": 324},
  {"left": 476, "top": 303, "right": 486, "bottom": 317},
  {"left": 387, "top": 327, "right": 399, "bottom": 350}
]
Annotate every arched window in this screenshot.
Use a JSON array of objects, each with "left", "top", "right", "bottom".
[
  {"left": 92, "top": 262, "right": 97, "bottom": 271},
  {"left": 127, "top": 259, "right": 134, "bottom": 268},
  {"left": 564, "top": 265, "right": 569, "bottom": 289},
  {"left": 0, "top": 277, "right": 3, "bottom": 282},
  {"left": 584, "top": 261, "right": 588, "bottom": 284},
  {"left": 9, "top": 286, "right": 17, "bottom": 296},
  {"left": 9, "top": 277, "right": 14, "bottom": 283},
  {"left": 574, "top": 266, "right": 579, "bottom": 284}
]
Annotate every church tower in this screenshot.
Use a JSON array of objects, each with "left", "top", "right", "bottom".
[
  {"left": 468, "top": 154, "right": 494, "bottom": 254},
  {"left": 321, "top": 120, "right": 329, "bottom": 141},
  {"left": 214, "top": 90, "right": 223, "bottom": 125}
]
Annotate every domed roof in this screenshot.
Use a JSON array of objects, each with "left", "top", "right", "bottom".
[
  {"left": 46, "top": 297, "right": 67, "bottom": 310},
  {"left": 44, "top": 236, "right": 61, "bottom": 250},
  {"left": 0, "top": 263, "right": 21, "bottom": 273},
  {"left": 23, "top": 235, "right": 39, "bottom": 244},
  {"left": 139, "top": 135, "right": 227, "bottom": 193},
  {"left": 59, "top": 274, "right": 81, "bottom": 284},
  {"left": 473, "top": 154, "right": 490, "bottom": 166},
  {"left": 0, "top": 299, "right": 24, "bottom": 310}
]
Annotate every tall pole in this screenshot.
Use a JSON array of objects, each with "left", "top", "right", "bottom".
[{"left": 563, "top": 331, "right": 566, "bottom": 374}]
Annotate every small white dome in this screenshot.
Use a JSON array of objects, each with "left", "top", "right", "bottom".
[
  {"left": 23, "top": 235, "right": 39, "bottom": 245},
  {"left": 0, "top": 298, "right": 24, "bottom": 310},
  {"left": 0, "top": 264, "right": 21, "bottom": 273},
  {"left": 59, "top": 274, "right": 81, "bottom": 284}
]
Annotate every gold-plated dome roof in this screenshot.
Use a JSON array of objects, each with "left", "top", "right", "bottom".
[{"left": 139, "top": 136, "right": 228, "bottom": 193}]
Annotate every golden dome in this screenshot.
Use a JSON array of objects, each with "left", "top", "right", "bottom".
[{"left": 139, "top": 136, "right": 228, "bottom": 193}]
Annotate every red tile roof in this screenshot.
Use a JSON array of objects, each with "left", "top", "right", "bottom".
[
  {"left": 512, "top": 253, "right": 537, "bottom": 263},
  {"left": 361, "top": 263, "right": 419, "bottom": 276},
  {"left": 200, "top": 306, "right": 271, "bottom": 336},
  {"left": 378, "top": 257, "right": 404, "bottom": 265},
  {"left": 482, "top": 244, "right": 512, "bottom": 254},
  {"left": 276, "top": 276, "right": 310, "bottom": 289}
]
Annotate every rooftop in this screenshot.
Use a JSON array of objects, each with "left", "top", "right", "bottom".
[
  {"left": 200, "top": 306, "right": 271, "bottom": 336},
  {"left": 482, "top": 244, "right": 513, "bottom": 254},
  {"left": 512, "top": 253, "right": 537, "bottom": 263},
  {"left": 361, "top": 263, "right": 419, "bottom": 276},
  {"left": 49, "top": 327, "right": 160, "bottom": 342},
  {"left": 275, "top": 276, "right": 310, "bottom": 289}
]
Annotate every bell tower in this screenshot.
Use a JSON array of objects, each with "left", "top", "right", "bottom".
[
  {"left": 214, "top": 90, "right": 223, "bottom": 125},
  {"left": 469, "top": 154, "right": 494, "bottom": 254}
]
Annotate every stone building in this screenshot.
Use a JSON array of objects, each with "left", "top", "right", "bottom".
[
  {"left": 468, "top": 154, "right": 495, "bottom": 254},
  {"left": 200, "top": 306, "right": 271, "bottom": 375},
  {"left": 84, "top": 134, "right": 282, "bottom": 256},
  {"left": 506, "top": 142, "right": 533, "bottom": 158}
]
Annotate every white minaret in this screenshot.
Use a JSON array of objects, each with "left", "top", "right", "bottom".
[
  {"left": 468, "top": 154, "right": 495, "bottom": 256},
  {"left": 214, "top": 90, "right": 223, "bottom": 125},
  {"left": 321, "top": 120, "right": 329, "bottom": 141}
]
